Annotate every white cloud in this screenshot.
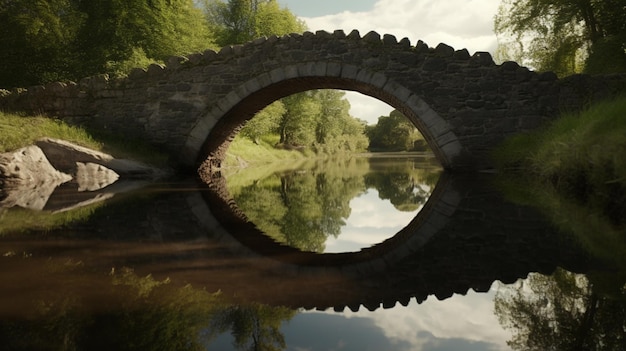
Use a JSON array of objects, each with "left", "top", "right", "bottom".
[
  {"left": 344, "top": 91, "right": 394, "bottom": 124},
  {"left": 301, "top": 0, "right": 500, "bottom": 55},
  {"left": 297, "top": 0, "right": 501, "bottom": 124}
]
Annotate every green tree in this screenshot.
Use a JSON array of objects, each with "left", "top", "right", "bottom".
[
  {"left": 204, "top": 0, "right": 305, "bottom": 47},
  {"left": 278, "top": 92, "right": 320, "bottom": 147},
  {"left": 494, "top": 0, "right": 626, "bottom": 76},
  {"left": 74, "top": 0, "right": 213, "bottom": 78},
  {"left": 240, "top": 100, "right": 285, "bottom": 144},
  {"left": 311, "top": 90, "right": 369, "bottom": 153},
  {"left": 0, "top": 0, "right": 214, "bottom": 88},
  {"left": 367, "top": 110, "right": 423, "bottom": 152},
  {"left": 0, "top": 0, "right": 84, "bottom": 87}
]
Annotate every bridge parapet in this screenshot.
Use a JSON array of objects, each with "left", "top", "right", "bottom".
[{"left": 1, "top": 30, "right": 625, "bottom": 171}]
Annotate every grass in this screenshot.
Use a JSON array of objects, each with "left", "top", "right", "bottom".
[
  {"left": 223, "top": 133, "right": 313, "bottom": 168},
  {"left": 0, "top": 111, "right": 169, "bottom": 166},
  {"left": 494, "top": 96, "right": 626, "bottom": 221},
  {"left": 0, "top": 112, "right": 101, "bottom": 153},
  {"left": 494, "top": 96, "right": 626, "bottom": 293}
]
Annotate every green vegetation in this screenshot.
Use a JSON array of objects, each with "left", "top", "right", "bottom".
[
  {"left": 0, "top": 205, "right": 103, "bottom": 236},
  {"left": 494, "top": 96, "right": 626, "bottom": 292},
  {"left": 495, "top": 0, "right": 626, "bottom": 76},
  {"left": 0, "top": 0, "right": 213, "bottom": 88},
  {"left": 366, "top": 110, "right": 426, "bottom": 152},
  {"left": 0, "top": 111, "right": 169, "bottom": 166},
  {"left": 0, "top": 112, "right": 101, "bottom": 152},
  {"left": 203, "top": 0, "right": 306, "bottom": 47}
]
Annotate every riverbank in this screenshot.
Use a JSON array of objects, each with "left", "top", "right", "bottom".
[
  {"left": 494, "top": 96, "right": 626, "bottom": 291},
  {"left": 0, "top": 112, "right": 173, "bottom": 233},
  {"left": 0, "top": 112, "right": 170, "bottom": 167}
]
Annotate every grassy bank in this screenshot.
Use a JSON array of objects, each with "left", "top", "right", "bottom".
[
  {"left": 494, "top": 96, "right": 626, "bottom": 221},
  {"left": 494, "top": 96, "right": 626, "bottom": 292},
  {"left": 0, "top": 112, "right": 170, "bottom": 235},
  {"left": 222, "top": 133, "right": 315, "bottom": 169},
  {"left": 0, "top": 111, "right": 169, "bottom": 166}
]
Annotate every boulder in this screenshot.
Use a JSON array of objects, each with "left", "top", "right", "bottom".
[{"left": 0, "top": 145, "right": 72, "bottom": 210}]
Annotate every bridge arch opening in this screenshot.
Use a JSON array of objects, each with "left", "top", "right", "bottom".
[
  {"left": 187, "top": 67, "right": 461, "bottom": 256},
  {"left": 185, "top": 66, "right": 463, "bottom": 171}
]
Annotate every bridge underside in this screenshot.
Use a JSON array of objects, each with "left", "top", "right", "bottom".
[{"left": 190, "top": 76, "right": 467, "bottom": 174}]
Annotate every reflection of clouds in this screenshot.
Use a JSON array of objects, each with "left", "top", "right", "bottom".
[
  {"left": 325, "top": 189, "right": 420, "bottom": 253},
  {"left": 297, "top": 283, "right": 512, "bottom": 351}
]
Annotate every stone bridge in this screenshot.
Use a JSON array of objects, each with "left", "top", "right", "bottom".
[{"left": 1, "top": 30, "right": 625, "bottom": 171}]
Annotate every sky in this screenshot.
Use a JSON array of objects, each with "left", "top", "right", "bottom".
[{"left": 277, "top": 0, "right": 502, "bottom": 124}]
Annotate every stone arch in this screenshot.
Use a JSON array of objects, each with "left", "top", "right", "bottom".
[{"left": 183, "top": 61, "right": 464, "bottom": 170}]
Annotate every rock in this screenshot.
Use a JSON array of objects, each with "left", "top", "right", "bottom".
[
  {"left": 1, "top": 138, "right": 169, "bottom": 212},
  {"left": 0, "top": 145, "right": 72, "bottom": 210},
  {"left": 35, "top": 137, "right": 169, "bottom": 179}
]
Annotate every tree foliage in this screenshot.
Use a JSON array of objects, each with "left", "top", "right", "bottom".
[
  {"left": 203, "top": 0, "right": 306, "bottom": 47},
  {"left": 0, "top": 0, "right": 214, "bottom": 88},
  {"left": 494, "top": 0, "right": 626, "bottom": 76},
  {"left": 367, "top": 110, "right": 424, "bottom": 152},
  {"left": 240, "top": 90, "right": 369, "bottom": 155}
]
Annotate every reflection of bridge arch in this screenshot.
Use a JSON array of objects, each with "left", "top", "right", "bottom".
[
  {"left": 186, "top": 174, "right": 591, "bottom": 311},
  {"left": 193, "top": 172, "right": 459, "bottom": 272},
  {"left": 191, "top": 73, "right": 462, "bottom": 170}
]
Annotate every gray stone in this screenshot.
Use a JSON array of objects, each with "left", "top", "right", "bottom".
[{"left": 0, "top": 145, "right": 71, "bottom": 210}]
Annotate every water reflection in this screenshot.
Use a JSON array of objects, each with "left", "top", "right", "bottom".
[
  {"left": 225, "top": 155, "right": 440, "bottom": 253},
  {"left": 0, "top": 169, "right": 624, "bottom": 350}
]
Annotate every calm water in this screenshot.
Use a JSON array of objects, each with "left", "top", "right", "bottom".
[{"left": 0, "top": 154, "right": 624, "bottom": 350}]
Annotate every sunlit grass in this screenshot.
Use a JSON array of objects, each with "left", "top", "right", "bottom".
[
  {"left": 0, "top": 112, "right": 102, "bottom": 152},
  {"left": 0, "top": 111, "right": 169, "bottom": 166},
  {"left": 223, "top": 133, "right": 312, "bottom": 168}
]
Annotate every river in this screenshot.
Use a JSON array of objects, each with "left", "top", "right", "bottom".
[{"left": 0, "top": 153, "right": 623, "bottom": 350}]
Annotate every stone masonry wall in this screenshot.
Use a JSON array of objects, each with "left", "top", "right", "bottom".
[{"left": 1, "top": 30, "right": 625, "bottom": 171}]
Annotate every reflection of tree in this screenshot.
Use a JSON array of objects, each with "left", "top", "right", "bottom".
[
  {"left": 234, "top": 162, "right": 365, "bottom": 252},
  {"left": 495, "top": 268, "right": 626, "bottom": 350},
  {"left": 211, "top": 304, "right": 296, "bottom": 351},
  {"left": 0, "top": 267, "right": 296, "bottom": 351},
  {"left": 364, "top": 172, "right": 430, "bottom": 212},
  {"left": 231, "top": 158, "right": 441, "bottom": 251}
]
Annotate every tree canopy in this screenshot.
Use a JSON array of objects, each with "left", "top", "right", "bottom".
[
  {"left": 366, "top": 110, "right": 424, "bottom": 152},
  {"left": 494, "top": 0, "right": 626, "bottom": 76},
  {"left": 0, "top": 0, "right": 214, "bottom": 88},
  {"left": 203, "top": 0, "right": 306, "bottom": 47}
]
